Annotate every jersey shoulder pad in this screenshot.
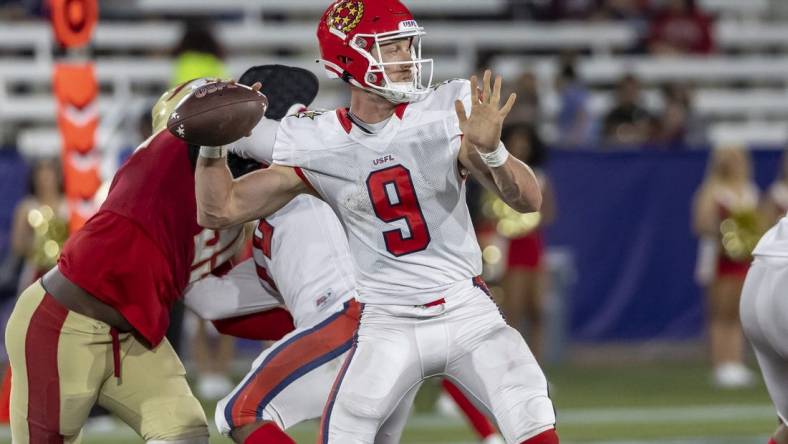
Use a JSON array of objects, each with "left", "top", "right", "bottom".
[
  {"left": 424, "top": 78, "right": 471, "bottom": 111},
  {"left": 433, "top": 78, "right": 470, "bottom": 90},
  {"left": 279, "top": 108, "right": 333, "bottom": 136},
  {"left": 432, "top": 78, "right": 470, "bottom": 97},
  {"left": 273, "top": 109, "right": 334, "bottom": 165}
]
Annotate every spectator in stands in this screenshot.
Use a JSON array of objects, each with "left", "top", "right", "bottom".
[
  {"left": 692, "top": 147, "right": 759, "bottom": 388},
  {"left": 654, "top": 82, "right": 706, "bottom": 148},
  {"left": 600, "top": 0, "right": 651, "bottom": 40},
  {"left": 602, "top": 0, "right": 650, "bottom": 20},
  {"left": 648, "top": 0, "right": 715, "bottom": 55},
  {"left": 760, "top": 151, "right": 788, "bottom": 226},
  {"left": 507, "top": 0, "right": 598, "bottom": 21},
  {"left": 500, "top": 123, "right": 556, "bottom": 362},
  {"left": 602, "top": 73, "right": 653, "bottom": 146},
  {"left": 171, "top": 21, "right": 228, "bottom": 85},
  {"left": 555, "top": 57, "right": 594, "bottom": 148},
  {"left": 509, "top": 71, "right": 541, "bottom": 125},
  {"left": 0, "top": 0, "right": 46, "bottom": 19}
]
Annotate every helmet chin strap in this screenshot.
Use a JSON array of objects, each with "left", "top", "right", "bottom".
[
  {"left": 381, "top": 83, "right": 419, "bottom": 103},
  {"left": 345, "top": 75, "right": 411, "bottom": 104},
  {"left": 362, "top": 71, "right": 428, "bottom": 104},
  {"left": 366, "top": 85, "right": 414, "bottom": 104}
]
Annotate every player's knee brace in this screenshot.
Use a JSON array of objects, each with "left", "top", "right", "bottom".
[{"left": 521, "top": 428, "right": 558, "bottom": 444}]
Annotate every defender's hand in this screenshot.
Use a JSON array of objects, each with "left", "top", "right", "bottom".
[{"left": 454, "top": 70, "right": 517, "bottom": 153}]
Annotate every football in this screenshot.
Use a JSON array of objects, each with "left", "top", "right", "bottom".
[{"left": 167, "top": 81, "right": 268, "bottom": 146}]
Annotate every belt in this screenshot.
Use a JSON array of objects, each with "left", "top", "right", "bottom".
[{"left": 418, "top": 297, "right": 445, "bottom": 308}]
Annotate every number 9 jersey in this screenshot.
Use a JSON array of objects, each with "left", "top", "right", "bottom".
[{"left": 273, "top": 79, "right": 481, "bottom": 305}]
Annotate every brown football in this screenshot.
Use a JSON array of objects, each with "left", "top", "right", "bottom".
[{"left": 167, "top": 81, "right": 268, "bottom": 146}]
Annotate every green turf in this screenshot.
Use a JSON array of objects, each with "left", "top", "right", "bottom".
[
  {"left": 545, "top": 362, "right": 771, "bottom": 408},
  {"left": 49, "top": 361, "right": 777, "bottom": 444}
]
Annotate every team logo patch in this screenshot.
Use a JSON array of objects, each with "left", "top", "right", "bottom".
[
  {"left": 315, "top": 290, "right": 334, "bottom": 310},
  {"left": 295, "top": 110, "right": 324, "bottom": 120},
  {"left": 326, "top": 0, "right": 364, "bottom": 34}
]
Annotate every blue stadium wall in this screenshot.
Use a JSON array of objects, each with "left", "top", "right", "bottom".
[{"left": 547, "top": 148, "right": 781, "bottom": 342}]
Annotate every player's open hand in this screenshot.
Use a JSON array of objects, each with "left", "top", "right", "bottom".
[{"left": 454, "top": 70, "right": 517, "bottom": 153}]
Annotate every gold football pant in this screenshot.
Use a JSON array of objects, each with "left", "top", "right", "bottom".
[{"left": 5, "top": 280, "right": 208, "bottom": 443}]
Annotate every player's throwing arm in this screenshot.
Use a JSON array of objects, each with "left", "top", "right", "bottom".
[{"left": 166, "top": 80, "right": 312, "bottom": 228}]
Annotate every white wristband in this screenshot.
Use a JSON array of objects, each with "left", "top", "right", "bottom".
[
  {"left": 199, "top": 146, "right": 227, "bottom": 159},
  {"left": 476, "top": 141, "right": 509, "bottom": 168}
]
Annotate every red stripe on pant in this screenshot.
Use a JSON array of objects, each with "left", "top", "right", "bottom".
[
  {"left": 441, "top": 379, "right": 496, "bottom": 438},
  {"left": 25, "top": 293, "right": 68, "bottom": 444}
]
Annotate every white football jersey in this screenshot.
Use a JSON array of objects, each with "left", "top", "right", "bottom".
[
  {"left": 251, "top": 194, "right": 358, "bottom": 327},
  {"left": 753, "top": 213, "right": 788, "bottom": 258},
  {"left": 273, "top": 80, "right": 482, "bottom": 305}
]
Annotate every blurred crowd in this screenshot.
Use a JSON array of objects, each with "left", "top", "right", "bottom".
[
  {"left": 508, "top": 56, "right": 708, "bottom": 150},
  {"left": 0, "top": 0, "right": 770, "bottom": 151},
  {"left": 511, "top": 0, "right": 715, "bottom": 57}
]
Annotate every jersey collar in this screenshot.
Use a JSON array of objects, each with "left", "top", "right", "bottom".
[{"left": 335, "top": 103, "right": 408, "bottom": 135}]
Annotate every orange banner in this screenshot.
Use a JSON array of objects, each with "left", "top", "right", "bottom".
[
  {"left": 52, "top": 64, "right": 97, "bottom": 107},
  {"left": 61, "top": 151, "right": 101, "bottom": 200},
  {"left": 50, "top": 0, "right": 98, "bottom": 49},
  {"left": 51, "top": 0, "right": 100, "bottom": 232},
  {"left": 57, "top": 113, "right": 98, "bottom": 154}
]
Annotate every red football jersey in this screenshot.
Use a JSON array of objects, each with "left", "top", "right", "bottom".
[{"left": 58, "top": 130, "right": 243, "bottom": 346}]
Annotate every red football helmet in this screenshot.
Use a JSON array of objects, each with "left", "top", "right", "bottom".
[{"left": 317, "top": 0, "right": 433, "bottom": 104}]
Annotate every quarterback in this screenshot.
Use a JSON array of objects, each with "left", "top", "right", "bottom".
[{"left": 195, "top": 1, "right": 558, "bottom": 443}]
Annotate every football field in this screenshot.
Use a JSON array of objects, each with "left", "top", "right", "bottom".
[{"left": 0, "top": 361, "right": 774, "bottom": 444}]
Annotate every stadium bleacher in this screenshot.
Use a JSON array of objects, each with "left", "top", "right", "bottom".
[{"left": 2, "top": 0, "right": 788, "bottom": 157}]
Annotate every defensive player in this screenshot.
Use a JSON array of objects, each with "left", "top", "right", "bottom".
[
  {"left": 3, "top": 79, "right": 290, "bottom": 444},
  {"left": 194, "top": 1, "right": 558, "bottom": 443},
  {"left": 740, "top": 211, "right": 788, "bottom": 444}
]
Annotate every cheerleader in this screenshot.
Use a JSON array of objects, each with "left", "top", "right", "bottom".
[
  {"left": 761, "top": 151, "right": 788, "bottom": 226},
  {"left": 499, "top": 123, "right": 556, "bottom": 361},
  {"left": 693, "top": 147, "right": 760, "bottom": 388}
]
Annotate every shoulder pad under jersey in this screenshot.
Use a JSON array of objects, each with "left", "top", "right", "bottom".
[{"left": 421, "top": 78, "right": 471, "bottom": 111}]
